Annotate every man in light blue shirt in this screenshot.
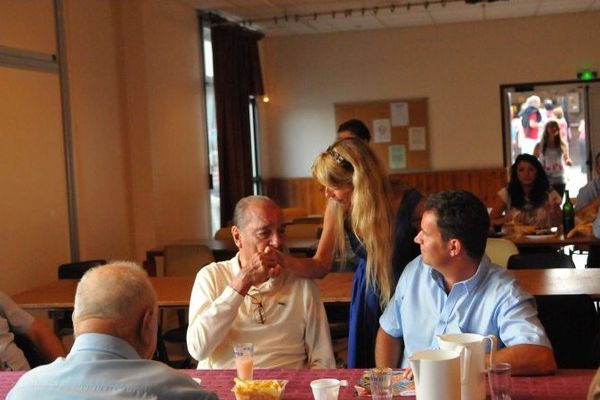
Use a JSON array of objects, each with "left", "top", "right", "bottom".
[
  {"left": 576, "top": 152, "right": 600, "bottom": 267},
  {"left": 375, "top": 190, "right": 556, "bottom": 375},
  {"left": 8, "top": 262, "right": 218, "bottom": 400},
  {"left": 576, "top": 152, "right": 600, "bottom": 217}
]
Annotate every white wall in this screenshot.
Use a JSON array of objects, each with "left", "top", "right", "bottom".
[
  {"left": 0, "top": 0, "right": 209, "bottom": 294},
  {"left": 259, "top": 12, "right": 600, "bottom": 178}
]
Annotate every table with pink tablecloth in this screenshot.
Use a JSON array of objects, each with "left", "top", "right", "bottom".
[{"left": 0, "top": 368, "right": 595, "bottom": 399}]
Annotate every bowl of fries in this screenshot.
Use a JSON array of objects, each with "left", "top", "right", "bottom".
[{"left": 232, "top": 378, "right": 288, "bottom": 400}]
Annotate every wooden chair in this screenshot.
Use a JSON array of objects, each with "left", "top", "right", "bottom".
[
  {"left": 293, "top": 215, "right": 324, "bottom": 224},
  {"left": 56, "top": 259, "right": 107, "bottom": 337},
  {"left": 281, "top": 206, "right": 308, "bottom": 222},
  {"left": 485, "top": 238, "right": 519, "bottom": 268},
  {"left": 507, "top": 253, "right": 576, "bottom": 269},
  {"left": 214, "top": 227, "right": 233, "bottom": 242},
  {"left": 160, "top": 244, "right": 214, "bottom": 368},
  {"left": 285, "top": 223, "right": 322, "bottom": 239},
  {"left": 13, "top": 333, "right": 46, "bottom": 369},
  {"left": 535, "top": 294, "right": 600, "bottom": 368}
]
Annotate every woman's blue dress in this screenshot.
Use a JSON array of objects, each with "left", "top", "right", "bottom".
[{"left": 346, "top": 188, "right": 423, "bottom": 368}]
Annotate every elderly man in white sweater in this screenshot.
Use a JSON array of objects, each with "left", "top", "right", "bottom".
[{"left": 186, "top": 195, "right": 335, "bottom": 369}]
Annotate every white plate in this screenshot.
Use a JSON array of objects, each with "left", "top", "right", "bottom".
[
  {"left": 192, "top": 377, "right": 202, "bottom": 385},
  {"left": 524, "top": 234, "right": 556, "bottom": 240}
]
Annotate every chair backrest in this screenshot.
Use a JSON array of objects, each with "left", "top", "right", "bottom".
[
  {"left": 535, "top": 294, "right": 600, "bottom": 368},
  {"left": 164, "top": 244, "right": 214, "bottom": 277},
  {"left": 285, "top": 223, "right": 322, "bottom": 239},
  {"left": 214, "top": 227, "right": 234, "bottom": 241},
  {"left": 13, "top": 333, "right": 45, "bottom": 369},
  {"left": 57, "top": 259, "right": 107, "bottom": 279},
  {"left": 293, "top": 215, "right": 323, "bottom": 224},
  {"left": 485, "top": 238, "right": 519, "bottom": 268},
  {"left": 507, "top": 252, "right": 576, "bottom": 269},
  {"left": 281, "top": 206, "right": 308, "bottom": 222}
]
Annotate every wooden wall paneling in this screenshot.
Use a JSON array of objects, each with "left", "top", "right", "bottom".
[{"left": 264, "top": 168, "right": 508, "bottom": 215}]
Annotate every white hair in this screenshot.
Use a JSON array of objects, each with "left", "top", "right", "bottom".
[
  {"left": 527, "top": 95, "right": 541, "bottom": 107},
  {"left": 73, "top": 261, "right": 156, "bottom": 332}
]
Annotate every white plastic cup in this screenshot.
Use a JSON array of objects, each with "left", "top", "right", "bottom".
[
  {"left": 310, "top": 378, "right": 347, "bottom": 400},
  {"left": 233, "top": 343, "right": 254, "bottom": 380}
]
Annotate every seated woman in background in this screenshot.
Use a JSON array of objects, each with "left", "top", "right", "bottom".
[
  {"left": 533, "top": 119, "right": 572, "bottom": 197},
  {"left": 489, "top": 153, "right": 562, "bottom": 228}
]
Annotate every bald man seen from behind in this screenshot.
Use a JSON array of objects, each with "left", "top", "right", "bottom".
[{"left": 8, "top": 262, "right": 218, "bottom": 400}]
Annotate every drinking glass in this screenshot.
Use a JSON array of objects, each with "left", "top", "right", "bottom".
[
  {"left": 369, "top": 367, "right": 392, "bottom": 400},
  {"left": 233, "top": 343, "right": 254, "bottom": 380},
  {"left": 488, "top": 362, "right": 511, "bottom": 400}
]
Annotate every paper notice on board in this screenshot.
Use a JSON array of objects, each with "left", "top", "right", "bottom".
[
  {"left": 409, "top": 126, "right": 426, "bottom": 150},
  {"left": 390, "top": 102, "right": 409, "bottom": 126},
  {"left": 372, "top": 118, "right": 391, "bottom": 143},
  {"left": 389, "top": 144, "right": 406, "bottom": 170}
]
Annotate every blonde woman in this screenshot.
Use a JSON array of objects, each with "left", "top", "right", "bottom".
[
  {"left": 534, "top": 120, "right": 572, "bottom": 196},
  {"left": 283, "top": 138, "right": 398, "bottom": 368}
]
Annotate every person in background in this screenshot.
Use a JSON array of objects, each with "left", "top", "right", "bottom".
[
  {"left": 8, "top": 262, "right": 217, "bottom": 400},
  {"left": 0, "top": 290, "right": 65, "bottom": 371},
  {"left": 375, "top": 190, "right": 557, "bottom": 376},
  {"left": 281, "top": 138, "right": 422, "bottom": 368},
  {"left": 510, "top": 104, "right": 524, "bottom": 159},
  {"left": 186, "top": 196, "right": 335, "bottom": 369},
  {"left": 538, "top": 98, "right": 555, "bottom": 133},
  {"left": 519, "top": 95, "right": 542, "bottom": 155},
  {"left": 553, "top": 106, "right": 570, "bottom": 149},
  {"left": 337, "top": 118, "right": 371, "bottom": 142},
  {"left": 576, "top": 152, "right": 600, "bottom": 217},
  {"left": 579, "top": 119, "right": 587, "bottom": 173},
  {"left": 576, "top": 152, "right": 600, "bottom": 268},
  {"left": 392, "top": 188, "right": 425, "bottom": 284},
  {"left": 534, "top": 120, "right": 572, "bottom": 197},
  {"left": 489, "top": 153, "right": 562, "bottom": 227}
]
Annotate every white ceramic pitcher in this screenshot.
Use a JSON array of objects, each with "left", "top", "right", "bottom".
[
  {"left": 437, "top": 333, "right": 496, "bottom": 400},
  {"left": 409, "top": 349, "right": 463, "bottom": 400}
]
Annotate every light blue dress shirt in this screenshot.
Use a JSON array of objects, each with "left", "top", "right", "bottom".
[
  {"left": 576, "top": 178, "right": 600, "bottom": 211},
  {"left": 7, "top": 333, "right": 218, "bottom": 400},
  {"left": 380, "top": 255, "right": 551, "bottom": 368}
]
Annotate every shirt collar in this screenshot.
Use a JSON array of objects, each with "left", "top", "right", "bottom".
[
  {"left": 427, "top": 255, "right": 490, "bottom": 294},
  {"left": 69, "top": 333, "right": 141, "bottom": 360}
]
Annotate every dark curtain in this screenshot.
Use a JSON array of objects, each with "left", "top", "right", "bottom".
[{"left": 212, "top": 24, "right": 264, "bottom": 226}]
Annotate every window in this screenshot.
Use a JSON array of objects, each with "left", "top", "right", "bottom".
[{"left": 200, "top": 15, "right": 263, "bottom": 233}]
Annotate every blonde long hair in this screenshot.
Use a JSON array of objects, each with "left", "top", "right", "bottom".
[{"left": 312, "top": 138, "right": 394, "bottom": 306}]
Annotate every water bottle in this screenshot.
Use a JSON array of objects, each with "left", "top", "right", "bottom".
[{"left": 562, "top": 190, "right": 575, "bottom": 235}]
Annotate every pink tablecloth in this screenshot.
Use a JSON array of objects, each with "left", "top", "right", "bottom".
[{"left": 0, "top": 368, "right": 595, "bottom": 399}]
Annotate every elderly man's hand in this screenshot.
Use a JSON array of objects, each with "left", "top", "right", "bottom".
[{"left": 232, "top": 246, "right": 285, "bottom": 295}]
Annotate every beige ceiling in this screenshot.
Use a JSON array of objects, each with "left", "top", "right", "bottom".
[{"left": 183, "top": 0, "right": 600, "bottom": 36}]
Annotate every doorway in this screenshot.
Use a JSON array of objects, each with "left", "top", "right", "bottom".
[{"left": 501, "top": 80, "right": 600, "bottom": 198}]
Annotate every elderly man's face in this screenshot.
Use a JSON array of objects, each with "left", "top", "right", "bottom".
[{"left": 236, "top": 202, "right": 285, "bottom": 263}]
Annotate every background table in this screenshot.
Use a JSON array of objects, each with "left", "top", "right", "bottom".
[
  {"left": 145, "top": 239, "right": 319, "bottom": 276},
  {"left": 13, "top": 269, "right": 600, "bottom": 313},
  {"left": 0, "top": 369, "right": 595, "bottom": 399}
]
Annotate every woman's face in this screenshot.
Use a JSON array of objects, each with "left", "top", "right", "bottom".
[
  {"left": 516, "top": 160, "right": 538, "bottom": 186},
  {"left": 324, "top": 185, "right": 353, "bottom": 209},
  {"left": 547, "top": 123, "right": 560, "bottom": 137}
]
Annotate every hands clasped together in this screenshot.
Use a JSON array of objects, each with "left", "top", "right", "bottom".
[{"left": 232, "top": 246, "right": 285, "bottom": 295}]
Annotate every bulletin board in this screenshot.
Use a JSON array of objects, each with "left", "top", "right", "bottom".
[{"left": 335, "top": 98, "right": 430, "bottom": 172}]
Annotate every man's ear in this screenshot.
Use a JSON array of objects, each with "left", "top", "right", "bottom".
[
  {"left": 448, "top": 238, "right": 462, "bottom": 257},
  {"left": 139, "top": 306, "right": 158, "bottom": 359},
  {"left": 232, "top": 226, "right": 243, "bottom": 248}
]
